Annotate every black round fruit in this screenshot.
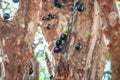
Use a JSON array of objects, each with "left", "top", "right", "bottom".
[
  {"left": 48, "top": 12, "right": 52, "bottom": 18},
  {"left": 75, "top": 43, "right": 83, "bottom": 50},
  {"left": 45, "top": 24, "right": 51, "bottom": 29},
  {"left": 54, "top": 0, "right": 62, "bottom": 8},
  {"left": 48, "top": 12, "right": 52, "bottom": 16},
  {"left": 53, "top": 46, "right": 61, "bottom": 53},
  {"left": 50, "top": 75, "right": 53, "bottom": 79},
  {"left": 77, "top": 4, "right": 84, "bottom": 11},
  {"left": 46, "top": 16, "right": 51, "bottom": 20},
  {"left": 48, "top": 12, "right": 55, "bottom": 19},
  {"left": 55, "top": 39, "right": 62, "bottom": 46},
  {"left": 42, "top": 16, "right": 47, "bottom": 20},
  {"left": 3, "top": 13, "right": 10, "bottom": 20},
  {"left": 75, "top": 1, "right": 84, "bottom": 12},
  {"left": 12, "top": 0, "right": 19, "bottom": 3},
  {"left": 29, "top": 67, "right": 33, "bottom": 75},
  {"left": 60, "top": 33, "right": 67, "bottom": 40}
]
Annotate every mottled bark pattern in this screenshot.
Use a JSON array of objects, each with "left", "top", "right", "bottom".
[
  {"left": 40, "top": 0, "right": 108, "bottom": 80},
  {"left": 40, "top": 0, "right": 120, "bottom": 80},
  {"left": 0, "top": 0, "right": 40, "bottom": 80},
  {"left": 0, "top": 0, "right": 120, "bottom": 80},
  {"left": 97, "top": 0, "right": 120, "bottom": 80}
]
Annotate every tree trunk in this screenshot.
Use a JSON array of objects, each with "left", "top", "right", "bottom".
[
  {"left": 0, "top": 0, "right": 41, "bottom": 80},
  {"left": 0, "top": 0, "right": 120, "bottom": 80},
  {"left": 40, "top": 0, "right": 119, "bottom": 80}
]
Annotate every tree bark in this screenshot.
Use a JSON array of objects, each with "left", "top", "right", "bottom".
[
  {"left": 0, "top": 0, "right": 120, "bottom": 80},
  {"left": 40, "top": 0, "right": 120, "bottom": 80},
  {"left": 0, "top": 0, "right": 41, "bottom": 80}
]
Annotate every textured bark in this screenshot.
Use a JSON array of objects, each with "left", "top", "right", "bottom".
[
  {"left": 40, "top": 0, "right": 108, "bottom": 80},
  {"left": 40, "top": 0, "right": 120, "bottom": 80},
  {"left": 0, "top": 0, "right": 120, "bottom": 80},
  {"left": 0, "top": 0, "right": 40, "bottom": 80},
  {"left": 96, "top": 0, "right": 120, "bottom": 80}
]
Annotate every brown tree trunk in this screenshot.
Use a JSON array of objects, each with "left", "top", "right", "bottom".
[
  {"left": 0, "top": 0, "right": 41, "bottom": 80},
  {"left": 40, "top": 0, "right": 120, "bottom": 80},
  {"left": 0, "top": 0, "right": 120, "bottom": 80}
]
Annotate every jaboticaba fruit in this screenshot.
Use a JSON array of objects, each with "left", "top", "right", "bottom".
[
  {"left": 55, "top": 39, "right": 62, "bottom": 46},
  {"left": 60, "top": 33, "right": 67, "bottom": 41},
  {"left": 48, "top": 12, "right": 55, "bottom": 19},
  {"left": 3, "top": 13, "right": 10, "bottom": 20},
  {"left": 42, "top": 16, "right": 47, "bottom": 20},
  {"left": 12, "top": 0, "right": 19, "bottom": 3},
  {"left": 54, "top": 0, "right": 62, "bottom": 8},
  {"left": 75, "top": 1, "right": 84, "bottom": 11},
  {"left": 49, "top": 75, "right": 53, "bottom": 79},
  {"left": 75, "top": 42, "right": 83, "bottom": 50},
  {"left": 45, "top": 24, "right": 51, "bottom": 29},
  {"left": 53, "top": 46, "right": 61, "bottom": 53},
  {"left": 77, "top": 4, "right": 84, "bottom": 11},
  {"left": 29, "top": 67, "right": 33, "bottom": 75}
]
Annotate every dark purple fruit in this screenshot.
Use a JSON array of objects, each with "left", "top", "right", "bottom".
[
  {"left": 60, "top": 33, "right": 67, "bottom": 40},
  {"left": 12, "top": 0, "right": 19, "bottom": 3},
  {"left": 50, "top": 75, "right": 53, "bottom": 79},
  {"left": 46, "top": 16, "right": 51, "bottom": 20},
  {"left": 42, "top": 16, "right": 47, "bottom": 20},
  {"left": 53, "top": 46, "right": 61, "bottom": 53},
  {"left": 54, "top": 0, "right": 62, "bottom": 8},
  {"left": 29, "top": 67, "right": 33, "bottom": 75},
  {"left": 3, "top": 13, "right": 10, "bottom": 20},
  {"left": 48, "top": 12, "right": 52, "bottom": 17},
  {"left": 48, "top": 12, "right": 55, "bottom": 19},
  {"left": 45, "top": 24, "right": 51, "bottom": 29},
  {"left": 77, "top": 4, "right": 84, "bottom": 11},
  {"left": 55, "top": 39, "right": 62, "bottom": 46},
  {"left": 75, "top": 1, "right": 84, "bottom": 12},
  {"left": 75, "top": 43, "right": 83, "bottom": 50}
]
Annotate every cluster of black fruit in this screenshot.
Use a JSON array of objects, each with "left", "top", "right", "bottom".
[
  {"left": 53, "top": 33, "right": 67, "bottom": 53},
  {"left": 53, "top": 33, "right": 83, "bottom": 53},
  {"left": 42, "top": 12, "right": 56, "bottom": 21},
  {"left": 54, "top": 0, "right": 84, "bottom": 12}
]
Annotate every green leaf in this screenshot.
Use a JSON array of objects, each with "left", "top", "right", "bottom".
[{"left": 64, "top": 29, "right": 69, "bottom": 33}]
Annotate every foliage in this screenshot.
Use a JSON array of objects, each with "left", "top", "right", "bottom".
[{"left": 34, "top": 27, "right": 50, "bottom": 80}]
